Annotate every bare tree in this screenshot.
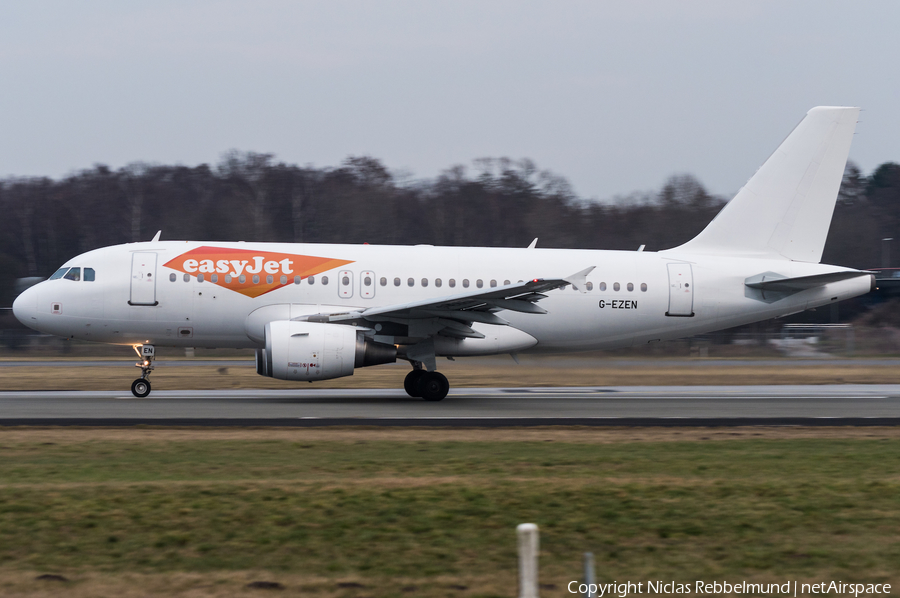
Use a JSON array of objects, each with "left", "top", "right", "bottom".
[
  {"left": 119, "top": 163, "right": 151, "bottom": 242},
  {"left": 218, "top": 151, "right": 276, "bottom": 241}
]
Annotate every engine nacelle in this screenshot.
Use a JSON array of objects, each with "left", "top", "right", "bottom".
[{"left": 256, "top": 320, "right": 396, "bottom": 381}]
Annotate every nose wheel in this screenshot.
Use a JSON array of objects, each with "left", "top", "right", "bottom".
[
  {"left": 131, "top": 344, "right": 156, "bottom": 397},
  {"left": 131, "top": 378, "right": 151, "bottom": 398},
  {"left": 404, "top": 368, "right": 449, "bottom": 401}
]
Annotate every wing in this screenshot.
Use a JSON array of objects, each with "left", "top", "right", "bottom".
[{"left": 301, "top": 266, "right": 595, "bottom": 335}]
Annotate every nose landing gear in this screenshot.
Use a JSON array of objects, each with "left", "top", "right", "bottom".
[{"left": 131, "top": 344, "right": 155, "bottom": 398}]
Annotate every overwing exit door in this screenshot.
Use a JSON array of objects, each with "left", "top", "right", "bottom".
[
  {"left": 360, "top": 270, "right": 375, "bottom": 299},
  {"left": 338, "top": 270, "right": 354, "bottom": 298},
  {"left": 666, "top": 263, "right": 694, "bottom": 317},
  {"left": 129, "top": 252, "right": 158, "bottom": 306}
]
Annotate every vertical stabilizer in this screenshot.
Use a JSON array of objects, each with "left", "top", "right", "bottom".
[{"left": 670, "top": 106, "right": 859, "bottom": 262}]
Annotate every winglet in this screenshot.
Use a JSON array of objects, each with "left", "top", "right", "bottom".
[
  {"left": 527, "top": 238, "right": 538, "bottom": 249},
  {"left": 151, "top": 230, "right": 162, "bottom": 242},
  {"left": 563, "top": 266, "right": 596, "bottom": 293}
]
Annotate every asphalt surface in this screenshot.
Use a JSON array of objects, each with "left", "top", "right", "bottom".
[{"left": 1, "top": 385, "right": 899, "bottom": 426}]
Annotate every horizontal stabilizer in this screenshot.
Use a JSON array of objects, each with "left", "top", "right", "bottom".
[{"left": 745, "top": 270, "right": 871, "bottom": 292}]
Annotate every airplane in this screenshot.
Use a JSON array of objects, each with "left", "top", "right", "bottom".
[{"left": 12, "top": 106, "right": 873, "bottom": 401}]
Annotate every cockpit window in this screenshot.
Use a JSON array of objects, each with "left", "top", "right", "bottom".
[
  {"left": 63, "top": 267, "right": 81, "bottom": 281},
  {"left": 84, "top": 268, "right": 95, "bottom": 282},
  {"left": 49, "top": 268, "right": 68, "bottom": 280}
]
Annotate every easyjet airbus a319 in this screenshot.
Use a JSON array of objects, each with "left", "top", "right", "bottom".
[{"left": 13, "top": 107, "right": 874, "bottom": 400}]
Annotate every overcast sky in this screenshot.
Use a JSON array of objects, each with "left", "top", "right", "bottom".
[{"left": 1, "top": 1, "right": 898, "bottom": 200}]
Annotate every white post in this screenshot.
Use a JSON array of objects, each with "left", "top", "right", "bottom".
[
  {"left": 517, "top": 523, "right": 539, "bottom": 598},
  {"left": 583, "top": 552, "right": 597, "bottom": 598}
]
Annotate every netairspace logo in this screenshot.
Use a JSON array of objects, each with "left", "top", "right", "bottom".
[{"left": 567, "top": 581, "right": 892, "bottom": 597}]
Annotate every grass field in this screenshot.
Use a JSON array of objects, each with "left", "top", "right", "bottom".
[{"left": 0, "top": 427, "right": 898, "bottom": 597}]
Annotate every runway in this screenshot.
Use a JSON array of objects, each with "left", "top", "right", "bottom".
[{"left": 1, "top": 385, "right": 899, "bottom": 426}]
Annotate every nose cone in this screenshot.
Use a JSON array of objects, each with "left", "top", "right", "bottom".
[{"left": 12, "top": 285, "right": 38, "bottom": 328}]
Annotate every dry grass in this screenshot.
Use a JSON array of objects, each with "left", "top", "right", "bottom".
[
  {"left": 1, "top": 425, "right": 900, "bottom": 445},
  {"left": 4, "top": 360, "right": 900, "bottom": 390},
  {"left": 0, "top": 570, "right": 514, "bottom": 598}
]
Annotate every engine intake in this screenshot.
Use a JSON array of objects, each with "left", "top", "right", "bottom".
[{"left": 256, "top": 320, "right": 396, "bottom": 381}]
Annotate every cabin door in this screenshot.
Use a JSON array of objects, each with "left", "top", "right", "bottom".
[
  {"left": 666, "top": 263, "right": 694, "bottom": 317},
  {"left": 129, "top": 252, "right": 158, "bottom": 306}
]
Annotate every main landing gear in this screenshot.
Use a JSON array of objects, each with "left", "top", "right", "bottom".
[
  {"left": 404, "top": 367, "right": 450, "bottom": 401},
  {"left": 131, "top": 344, "right": 155, "bottom": 398}
]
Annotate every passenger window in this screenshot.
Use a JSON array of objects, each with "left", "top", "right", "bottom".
[
  {"left": 49, "top": 268, "right": 68, "bottom": 280},
  {"left": 613, "top": 282, "right": 620, "bottom": 291},
  {"left": 599, "top": 282, "right": 607, "bottom": 291},
  {"left": 197, "top": 274, "right": 205, "bottom": 283},
  {"left": 84, "top": 268, "right": 95, "bottom": 282},
  {"left": 363, "top": 276, "right": 371, "bottom": 286},
  {"left": 308, "top": 276, "right": 315, "bottom": 285},
  {"left": 476, "top": 279, "right": 483, "bottom": 288},
  {"left": 169, "top": 273, "right": 176, "bottom": 282},
  {"left": 239, "top": 275, "right": 246, "bottom": 284},
  {"left": 185, "top": 274, "right": 191, "bottom": 282},
  {"left": 627, "top": 282, "right": 634, "bottom": 292},
  {"left": 342, "top": 275, "right": 350, "bottom": 286},
  {"left": 421, "top": 278, "right": 428, "bottom": 287},
  {"left": 408, "top": 278, "right": 414, "bottom": 287},
  {"left": 586, "top": 281, "right": 593, "bottom": 291},
  {"left": 252, "top": 275, "right": 260, "bottom": 284},
  {"left": 64, "top": 267, "right": 81, "bottom": 281},
  {"left": 280, "top": 275, "right": 286, "bottom": 284},
  {"left": 504, "top": 280, "right": 510, "bottom": 286},
  {"left": 266, "top": 275, "right": 273, "bottom": 284},
  {"left": 490, "top": 280, "right": 497, "bottom": 288},
  {"left": 380, "top": 277, "right": 387, "bottom": 286},
  {"left": 212, "top": 274, "right": 219, "bottom": 283},
  {"left": 641, "top": 283, "right": 648, "bottom": 292},
  {"left": 322, "top": 276, "right": 329, "bottom": 285},
  {"left": 394, "top": 277, "right": 401, "bottom": 286},
  {"left": 294, "top": 276, "right": 301, "bottom": 285},
  {"left": 449, "top": 279, "right": 456, "bottom": 288},
  {"left": 463, "top": 279, "right": 470, "bottom": 288},
  {"left": 435, "top": 278, "right": 442, "bottom": 287},
  {"left": 225, "top": 275, "right": 232, "bottom": 283}
]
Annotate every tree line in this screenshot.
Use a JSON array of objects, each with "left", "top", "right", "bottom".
[{"left": 1, "top": 152, "right": 898, "bottom": 307}]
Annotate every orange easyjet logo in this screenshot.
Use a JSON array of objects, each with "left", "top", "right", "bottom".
[{"left": 163, "top": 246, "right": 353, "bottom": 298}]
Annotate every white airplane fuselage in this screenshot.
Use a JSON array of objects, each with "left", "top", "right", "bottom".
[
  {"left": 13, "top": 241, "right": 872, "bottom": 353},
  {"left": 9, "top": 106, "right": 874, "bottom": 400}
]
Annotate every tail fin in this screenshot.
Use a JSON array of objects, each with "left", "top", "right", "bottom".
[{"left": 671, "top": 106, "right": 859, "bottom": 262}]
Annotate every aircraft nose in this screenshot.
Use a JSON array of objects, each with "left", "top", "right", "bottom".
[{"left": 12, "top": 285, "right": 38, "bottom": 326}]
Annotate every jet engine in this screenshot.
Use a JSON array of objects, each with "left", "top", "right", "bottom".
[{"left": 255, "top": 320, "right": 396, "bottom": 381}]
